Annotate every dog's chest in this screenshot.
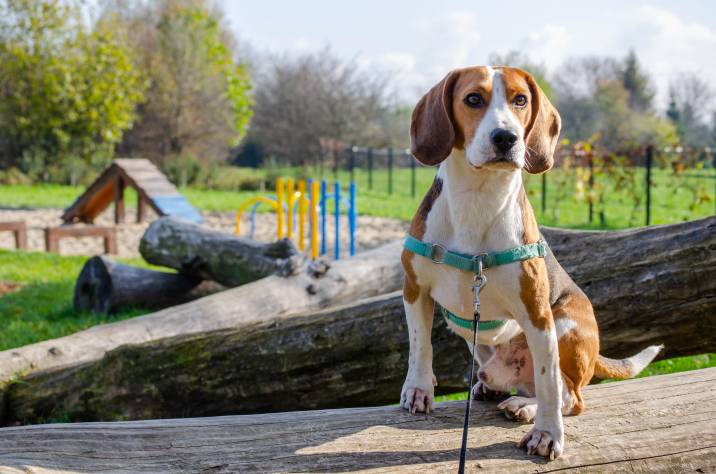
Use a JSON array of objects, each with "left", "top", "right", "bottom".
[{"left": 412, "top": 184, "right": 527, "bottom": 342}]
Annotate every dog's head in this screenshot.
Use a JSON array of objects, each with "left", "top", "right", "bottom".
[{"left": 410, "top": 66, "right": 560, "bottom": 174}]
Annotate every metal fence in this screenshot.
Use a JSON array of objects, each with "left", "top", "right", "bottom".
[{"left": 318, "top": 143, "right": 715, "bottom": 228}]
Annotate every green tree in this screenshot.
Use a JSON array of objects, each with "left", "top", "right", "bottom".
[
  {"left": 112, "top": 0, "right": 253, "bottom": 164},
  {"left": 0, "top": 0, "right": 146, "bottom": 182},
  {"left": 621, "top": 50, "right": 655, "bottom": 112}
]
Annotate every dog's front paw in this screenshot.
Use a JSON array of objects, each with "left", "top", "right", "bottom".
[
  {"left": 518, "top": 426, "right": 563, "bottom": 460},
  {"left": 497, "top": 396, "right": 537, "bottom": 423},
  {"left": 401, "top": 375, "right": 436, "bottom": 414},
  {"left": 472, "top": 381, "right": 510, "bottom": 402}
]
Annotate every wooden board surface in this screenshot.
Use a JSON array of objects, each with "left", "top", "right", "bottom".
[{"left": 1, "top": 368, "right": 714, "bottom": 473}]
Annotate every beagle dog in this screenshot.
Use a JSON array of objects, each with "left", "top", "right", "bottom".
[{"left": 400, "top": 66, "right": 662, "bottom": 460}]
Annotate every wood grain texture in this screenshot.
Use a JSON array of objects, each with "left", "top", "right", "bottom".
[{"left": 1, "top": 368, "right": 714, "bottom": 473}]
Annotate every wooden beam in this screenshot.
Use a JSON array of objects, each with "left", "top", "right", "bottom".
[
  {"left": 0, "top": 368, "right": 714, "bottom": 473},
  {"left": 136, "top": 194, "right": 146, "bottom": 223},
  {"left": 114, "top": 177, "right": 125, "bottom": 224}
]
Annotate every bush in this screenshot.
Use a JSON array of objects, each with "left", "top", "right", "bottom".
[
  {"left": 0, "top": 167, "right": 32, "bottom": 185},
  {"left": 161, "top": 155, "right": 202, "bottom": 188}
]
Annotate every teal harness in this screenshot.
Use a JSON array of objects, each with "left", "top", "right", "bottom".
[{"left": 403, "top": 235, "right": 548, "bottom": 331}]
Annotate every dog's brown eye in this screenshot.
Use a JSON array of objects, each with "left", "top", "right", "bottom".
[
  {"left": 513, "top": 94, "right": 528, "bottom": 108},
  {"left": 464, "top": 93, "right": 484, "bottom": 108}
]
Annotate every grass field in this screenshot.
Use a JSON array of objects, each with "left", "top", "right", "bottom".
[
  {"left": 0, "top": 166, "right": 713, "bottom": 383},
  {"left": 1, "top": 165, "right": 713, "bottom": 228},
  {"left": 0, "top": 250, "right": 162, "bottom": 351}
]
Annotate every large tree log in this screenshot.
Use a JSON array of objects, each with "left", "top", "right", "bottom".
[
  {"left": 139, "top": 217, "right": 301, "bottom": 286},
  {"left": 0, "top": 240, "right": 405, "bottom": 383},
  {"left": 5, "top": 268, "right": 715, "bottom": 425},
  {"left": 74, "top": 256, "right": 224, "bottom": 314},
  {"left": 0, "top": 217, "right": 714, "bottom": 419},
  {"left": 1, "top": 369, "right": 714, "bottom": 473}
]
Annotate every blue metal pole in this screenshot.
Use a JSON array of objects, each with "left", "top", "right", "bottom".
[
  {"left": 334, "top": 181, "right": 341, "bottom": 260},
  {"left": 349, "top": 181, "right": 357, "bottom": 256},
  {"left": 320, "top": 180, "right": 327, "bottom": 255}
]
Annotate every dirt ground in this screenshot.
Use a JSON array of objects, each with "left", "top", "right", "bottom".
[{"left": 0, "top": 206, "right": 408, "bottom": 259}]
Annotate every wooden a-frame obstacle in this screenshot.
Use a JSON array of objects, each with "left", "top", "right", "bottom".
[{"left": 61, "top": 158, "right": 202, "bottom": 225}]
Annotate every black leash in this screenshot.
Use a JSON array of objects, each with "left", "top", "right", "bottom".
[{"left": 458, "top": 264, "right": 486, "bottom": 473}]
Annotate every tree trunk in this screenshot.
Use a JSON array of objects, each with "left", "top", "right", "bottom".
[
  {"left": 73, "top": 256, "right": 224, "bottom": 314},
  {"left": 139, "top": 217, "right": 301, "bottom": 286},
  {"left": 1, "top": 369, "right": 713, "bottom": 473},
  {"left": 1, "top": 217, "right": 714, "bottom": 424}
]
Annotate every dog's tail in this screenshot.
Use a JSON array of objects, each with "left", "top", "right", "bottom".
[{"left": 593, "top": 345, "right": 664, "bottom": 379}]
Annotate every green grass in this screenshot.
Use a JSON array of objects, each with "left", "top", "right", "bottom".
[
  {"left": 0, "top": 250, "right": 162, "bottom": 351},
  {"left": 1, "top": 166, "right": 713, "bottom": 229}
]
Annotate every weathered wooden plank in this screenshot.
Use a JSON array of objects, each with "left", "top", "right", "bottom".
[{"left": 0, "top": 369, "right": 714, "bottom": 473}]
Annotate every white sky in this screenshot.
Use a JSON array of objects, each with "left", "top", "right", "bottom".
[{"left": 221, "top": 0, "right": 716, "bottom": 109}]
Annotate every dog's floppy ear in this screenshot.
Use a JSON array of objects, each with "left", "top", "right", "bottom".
[
  {"left": 523, "top": 72, "right": 561, "bottom": 174},
  {"left": 410, "top": 70, "right": 460, "bottom": 166}
]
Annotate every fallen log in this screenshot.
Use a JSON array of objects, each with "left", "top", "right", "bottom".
[
  {"left": 0, "top": 240, "right": 405, "bottom": 383},
  {"left": 139, "top": 217, "right": 301, "bottom": 286},
  {"left": 6, "top": 267, "right": 714, "bottom": 425},
  {"left": 74, "top": 256, "right": 224, "bottom": 314},
  {"left": 1, "top": 369, "right": 714, "bottom": 473},
  {"left": 0, "top": 218, "right": 716, "bottom": 421}
]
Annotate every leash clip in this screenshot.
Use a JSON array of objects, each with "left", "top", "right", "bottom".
[{"left": 471, "top": 254, "right": 487, "bottom": 316}]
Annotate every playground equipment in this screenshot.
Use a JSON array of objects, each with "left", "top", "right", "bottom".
[{"left": 236, "top": 178, "right": 356, "bottom": 259}]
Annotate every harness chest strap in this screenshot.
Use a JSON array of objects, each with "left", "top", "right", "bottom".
[{"left": 403, "top": 235, "right": 548, "bottom": 331}]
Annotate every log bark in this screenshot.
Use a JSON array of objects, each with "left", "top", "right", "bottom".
[
  {"left": 139, "top": 217, "right": 301, "bottom": 286},
  {"left": 73, "top": 256, "right": 224, "bottom": 314},
  {"left": 1, "top": 217, "right": 714, "bottom": 423},
  {"left": 1, "top": 369, "right": 714, "bottom": 473}
]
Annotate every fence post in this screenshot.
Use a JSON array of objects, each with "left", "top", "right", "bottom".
[
  {"left": 319, "top": 147, "right": 324, "bottom": 178},
  {"left": 367, "top": 147, "right": 373, "bottom": 190},
  {"left": 588, "top": 154, "right": 594, "bottom": 225},
  {"left": 349, "top": 146, "right": 356, "bottom": 184},
  {"left": 410, "top": 151, "right": 416, "bottom": 198},
  {"left": 541, "top": 173, "right": 547, "bottom": 215},
  {"left": 645, "top": 145, "right": 653, "bottom": 226},
  {"left": 333, "top": 147, "right": 338, "bottom": 179},
  {"left": 388, "top": 148, "right": 394, "bottom": 195}
]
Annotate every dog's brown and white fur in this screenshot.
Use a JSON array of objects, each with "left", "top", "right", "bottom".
[{"left": 400, "top": 66, "right": 662, "bottom": 460}]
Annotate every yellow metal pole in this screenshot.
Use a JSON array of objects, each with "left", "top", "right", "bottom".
[
  {"left": 298, "top": 180, "right": 306, "bottom": 251},
  {"left": 286, "top": 178, "right": 294, "bottom": 240},
  {"left": 310, "top": 180, "right": 319, "bottom": 259},
  {"left": 276, "top": 178, "right": 284, "bottom": 239},
  {"left": 235, "top": 210, "right": 241, "bottom": 235}
]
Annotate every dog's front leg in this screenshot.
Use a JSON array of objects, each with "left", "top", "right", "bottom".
[
  {"left": 400, "top": 290, "right": 436, "bottom": 413},
  {"left": 511, "top": 267, "right": 564, "bottom": 459}
]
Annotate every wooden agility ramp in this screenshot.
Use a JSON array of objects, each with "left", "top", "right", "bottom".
[
  {"left": 62, "top": 158, "right": 202, "bottom": 224},
  {"left": 1, "top": 368, "right": 713, "bottom": 473}
]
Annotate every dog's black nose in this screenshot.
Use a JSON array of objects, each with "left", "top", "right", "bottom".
[{"left": 490, "top": 128, "right": 518, "bottom": 153}]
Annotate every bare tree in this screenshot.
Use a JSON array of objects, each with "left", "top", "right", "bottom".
[
  {"left": 668, "top": 72, "right": 715, "bottom": 147},
  {"left": 248, "top": 48, "right": 402, "bottom": 165}
]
